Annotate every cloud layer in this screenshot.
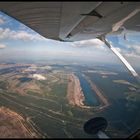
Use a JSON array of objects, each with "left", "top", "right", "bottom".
[
  {"left": 0, "top": 27, "right": 46, "bottom": 41},
  {"left": 72, "top": 39, "right": 104, "bottom": 47},
  {"left": 0, "top": 44, "right": 7, "bottom": 49},
  {"left": 123, "top": 44, "right": 140, "bottom": 58},
  {"left": 0, "top": 17, "right": 5, "bottom": 25}
]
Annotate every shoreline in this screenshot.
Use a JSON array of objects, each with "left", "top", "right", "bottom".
[
  {"left": 84, "top": 75, "right": 109, "bottom": 110},
  {"left": 67, "top": 73, "right": 90, "bottom": 109},
  {"left": 67, "top": 73, "right": 109, "bottom": 110}
]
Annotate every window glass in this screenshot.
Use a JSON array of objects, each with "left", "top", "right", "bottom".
[{"left": 0, "top": 11, "right": 140, "bottom": 138}]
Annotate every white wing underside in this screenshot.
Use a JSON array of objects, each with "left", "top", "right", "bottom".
[{"left": 0, "top": 2, "right": 139, "bottom": 42}]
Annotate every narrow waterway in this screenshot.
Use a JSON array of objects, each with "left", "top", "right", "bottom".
[{"left": 75, "top": 72, "right": 100, "bottom": 106}]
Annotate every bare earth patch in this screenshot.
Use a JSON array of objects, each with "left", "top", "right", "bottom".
[
  {"left": 67, "top": 74, "right": 90, "bottom": 109},
  {"left": 0, "top": 107, "right": 39, "bottom": 138}
]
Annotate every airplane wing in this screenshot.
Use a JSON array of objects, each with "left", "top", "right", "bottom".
[{"left": 0, "top": 2, "right": 139, "bottom": 42}]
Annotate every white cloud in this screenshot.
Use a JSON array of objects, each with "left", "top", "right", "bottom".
[
  {"left": 131, "top": 45, "right": 140, "bottom": 55},
  {"left": 19, "top": 23, "right": 28, "bottom": 30},
  {"left": 115, "top": 47, "right": 122, "bottom": 53},
  {"left": 0, "top": 44, "right": 7, "bottom": 49},
  {"left": 70, "top": 38, "right": 106, "bottom": 50},
  {"left": 0, "top": 27, "right": 46, "bottom": 41},
  {"left": 120, "top": 44, "right": 140, "bottom": 58},
  {"left": 124, "top": 52, "right": 138, "bottom": 58},
  {"left": 0, "top": 18, "right": 5, "bottom": 25}
]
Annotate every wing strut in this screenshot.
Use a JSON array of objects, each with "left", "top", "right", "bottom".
[{"left": 99, "top": 35, "right": 140, "bottom": 84}]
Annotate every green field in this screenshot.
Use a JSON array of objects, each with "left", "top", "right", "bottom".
[{"left": 0, "top": 65, "right": 95, "bottom": 138}]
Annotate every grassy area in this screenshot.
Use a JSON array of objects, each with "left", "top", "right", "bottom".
[
  {"left": 113, "top": 80, "right": 131, "bottom": 85},
  {"left": 125, "top": 92, "right": 140, "bottom": 102},
  {"left": 113, "top": 80, "right": 140, "bottom": 88},
  {"left": 27, "top": 90, "right": 41, "bottom": 96},
  {"left": 50, "top": 83, "right": 68, "bottom": 97},
  {"left": 0, "top": 81, "right": 8, "bottom": 89}
]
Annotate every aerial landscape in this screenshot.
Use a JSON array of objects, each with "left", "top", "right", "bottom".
[
  {"left": 0, "top": 10, "right": 140, "bottom": 138},
  {"left": 0, "top": 60, "right": 140, "bottom": 138}
]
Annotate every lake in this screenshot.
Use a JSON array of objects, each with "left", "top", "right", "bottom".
[{"left": 75, "top": 72, "right": 100, "bottom": 106}]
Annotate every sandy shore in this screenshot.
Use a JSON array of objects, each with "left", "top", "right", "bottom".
[
  {"left": 84, "top": 75, "right": 109, "bottom": 110},
  {"left": 67, "top": 73, "right": 109, "bottom": 110},
  {"left": 67, "top": 74, "right": 90, "bottom": 109}
]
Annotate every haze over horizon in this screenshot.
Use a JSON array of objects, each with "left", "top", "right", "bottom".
[{"left": 0, "top": 11, "right": 140, "bottom": 68}]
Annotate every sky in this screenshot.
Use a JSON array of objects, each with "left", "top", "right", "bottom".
[
  {"left": 0, "top": 11, "right": 140, "bottom": 69},
  {"left": 107, "top": 31, "right": 140, "bottom": 69}
]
